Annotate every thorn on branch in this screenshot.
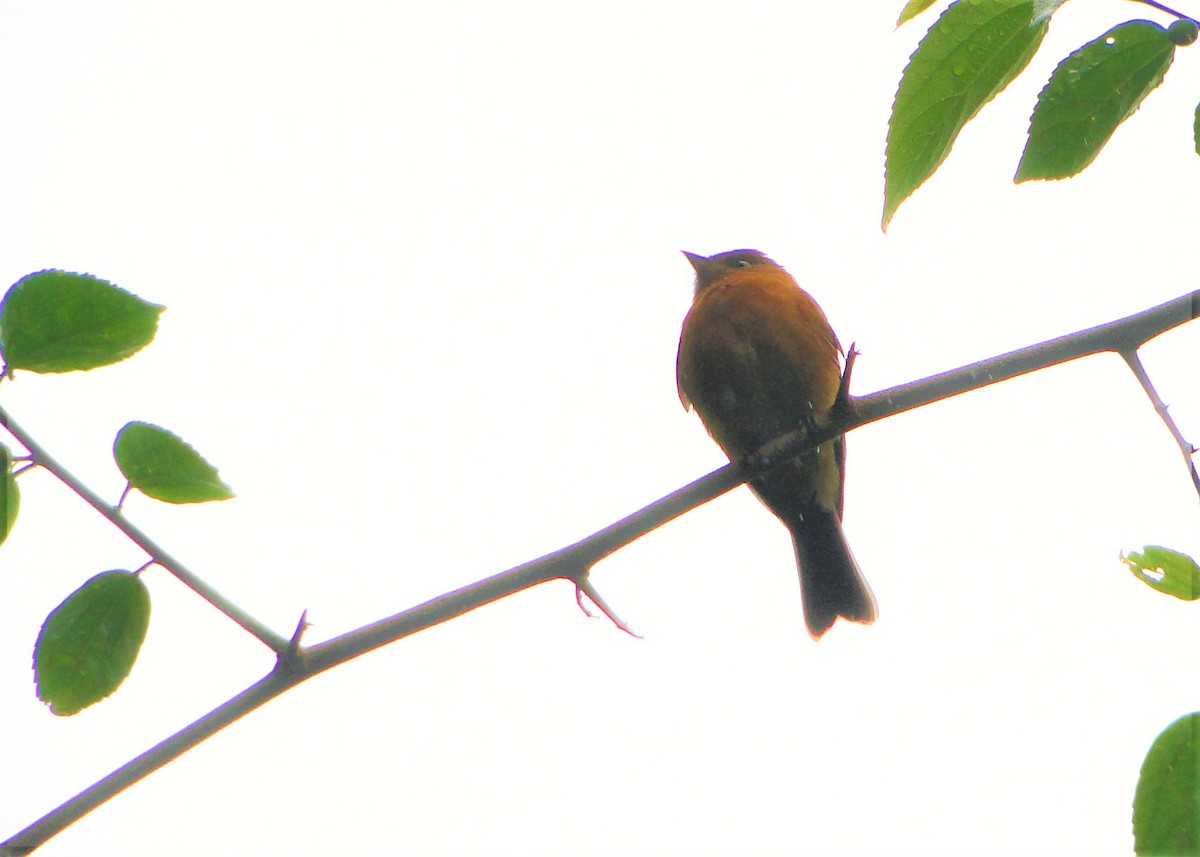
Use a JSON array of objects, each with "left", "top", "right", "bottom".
[
  {"left": 833, "top": 342, "right": 859, "bottom": 423},
  {"left": 276, "top": 610, "right": 310, "bottom": 675},
  {"left": 575, "top": 575, "right": 642, "bottom": 639}
]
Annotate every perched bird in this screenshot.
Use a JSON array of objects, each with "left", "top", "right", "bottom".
[{"left": 676, "top": 249, "right": 876, "bottom": 639}]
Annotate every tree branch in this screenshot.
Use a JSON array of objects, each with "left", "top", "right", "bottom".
[
  {"left": 3, "top": 289, "right": 1197, "bottom": 855},
  {"left": 0, "top": 408, "right": 290, "bottom": 653}
]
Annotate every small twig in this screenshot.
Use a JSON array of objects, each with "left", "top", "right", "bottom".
[
  {"left": 1131, "top": 0, "right": 1196, "bottom": 23},
  {"left": 1119, "top": 347, "right": 1200, "bottom": 500},
  {"left": 0, "top": 406, "right": 289, "bottom": 653}
]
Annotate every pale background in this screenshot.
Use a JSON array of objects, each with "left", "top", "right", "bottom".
[{"left": 1, "top": 2, "right": 1198, "bottom": 855}]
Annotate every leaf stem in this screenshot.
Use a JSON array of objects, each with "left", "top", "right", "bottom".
[{"left": 1131, "top": 0, "right": 1196, "bottom": 22}]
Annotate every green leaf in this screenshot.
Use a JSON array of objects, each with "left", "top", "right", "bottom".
[
  {"left": 1122, "top": 546, "right": 1200, "bottom": 600},
  {"left": 0, "top": 270, "right": 164, "bottom": 374},
  {"left": 1193, "top": 101, "right": 1200, "bottom": 156},
  {"left": 1167, "top": 19, "right": 1199, "bottom": 47},
  {"left": 885, "top": 0, "right": 1050, "bottom": 229},
  {"left": 0, "top": 444, "right": 20, "bottom": 547},
  {"left": 34, "top": 571, "right": 151, "bottom": 716},
  {"left": 897, "top": 0, "right": 940, "bottom": 27},
  {"left": 1016, "top": 21, "right": 1175, "bottom": 182},
  {"left": 114, "top": 421, "right": 234, "bottom": 504},
  {"left": 1133, "top": 712, "right": 1200, "bottom": 856}
]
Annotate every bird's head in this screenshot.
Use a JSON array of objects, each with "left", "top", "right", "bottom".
[{"left": 682, "top": 249, "right": 780, "bottom": 295}]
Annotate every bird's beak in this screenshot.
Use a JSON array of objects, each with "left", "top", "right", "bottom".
[{"left": 682, "top": 251, "right": 707, "bottom": 273}]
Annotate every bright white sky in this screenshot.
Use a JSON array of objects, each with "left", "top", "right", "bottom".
[{"left": 1, "top": 2, "right": 1198, "bottom": 855}]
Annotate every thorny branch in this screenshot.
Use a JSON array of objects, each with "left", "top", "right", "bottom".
[{"left": 2, "top": 289, "right": 1197, "bottom": 856}]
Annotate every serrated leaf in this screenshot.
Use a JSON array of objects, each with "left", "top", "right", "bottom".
[
  {"left": 34, "top": 571, "right": 151, "bottom": 716},
  {"left": 1122, "top": 546, "right": 1200, "bottom": 600},
  {"left": 1017, "top": 21, "right": 1175, "bottom": 181},
  {"left": 114, "top": 421, "right": 234, "bottom": 504},
  {"left": 0, "top": 444, "right": 20, "bottom": 547},
  {"left": 897, "top": 0, "right": 941, "bottom": 27},
  {"left": 1133, "top": 712, "right": 1200, "bottom": 856},
  {"left": 0, "top": 270, "right": 164, "bottom": 374},
  {"left": 885, "top": 0, "right": 1050, "bottom": 229}
]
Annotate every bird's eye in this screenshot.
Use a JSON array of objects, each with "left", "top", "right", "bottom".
[{"left": 734, "top": 259, "right": 752, "bottom": 268}]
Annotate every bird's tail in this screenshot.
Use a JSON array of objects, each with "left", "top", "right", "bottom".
[{"left": 792, "top": 508, "right": 877, "bottom": 639}]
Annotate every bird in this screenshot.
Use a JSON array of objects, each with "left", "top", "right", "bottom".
[{"left": 676, "top": 249, "right": 876, "bottom": 639}]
